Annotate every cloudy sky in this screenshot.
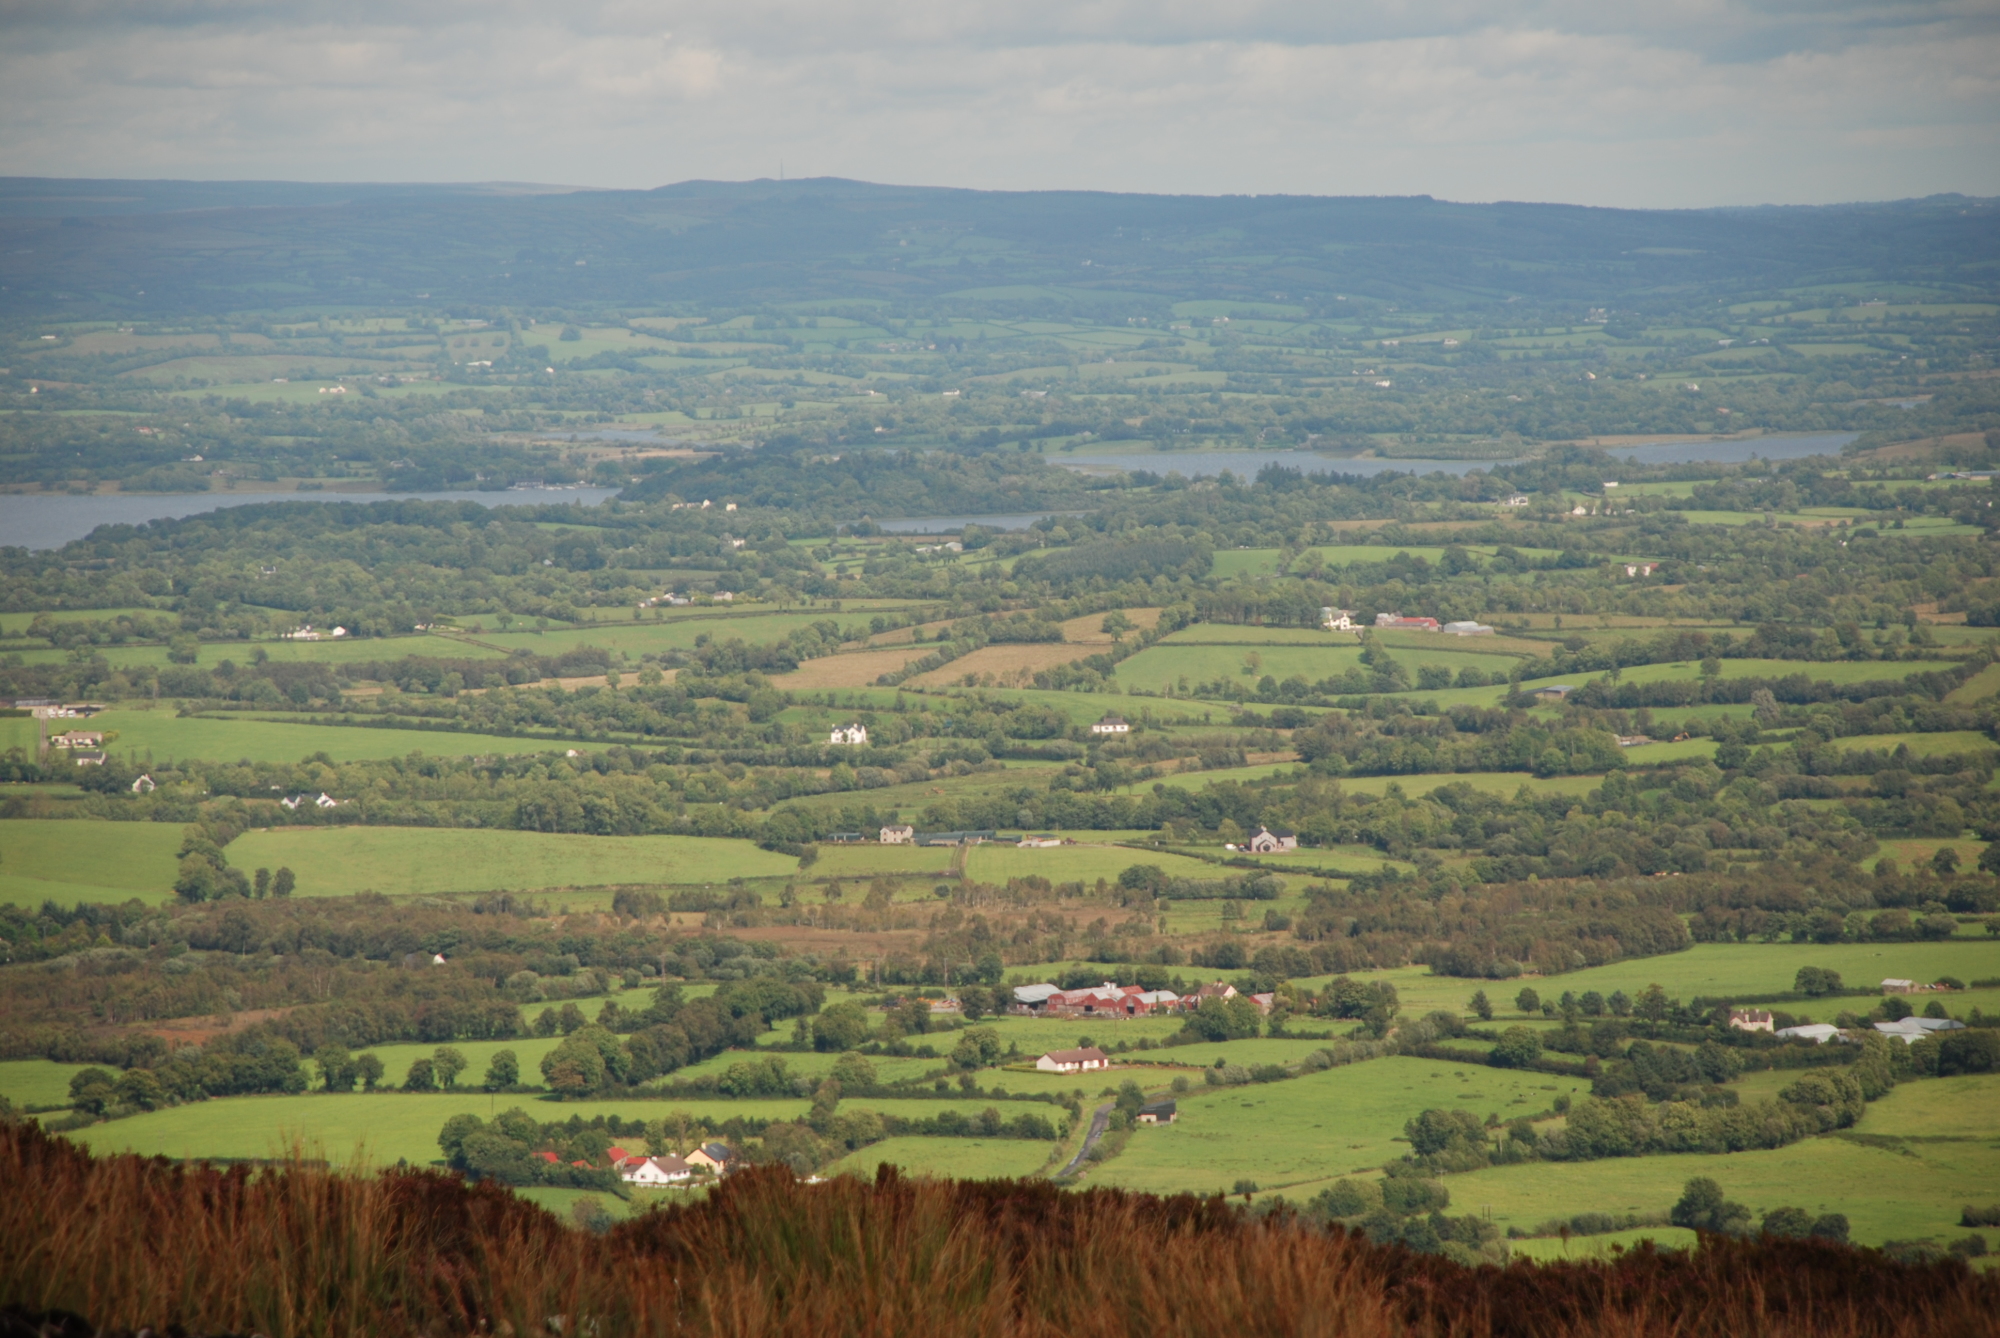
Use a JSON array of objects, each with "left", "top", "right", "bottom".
[{"left": 3, "top": 1, "right": 1996, "bottom": 206}]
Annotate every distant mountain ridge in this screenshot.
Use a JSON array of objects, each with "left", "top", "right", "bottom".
[{"left": 0, "top": 176, "right": 1992, "bottom": 317}]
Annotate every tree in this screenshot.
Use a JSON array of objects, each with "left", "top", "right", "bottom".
[
  {"left": 314, "top": 1043, "right": 355, "bottom": 1091},
  {"left": 1514, "top": 987, "right": 1540, "bottom": 1015},
  {"left": 1490, "top": 1027, "right": 1541, "bottom": 1069},
  {"left": 813, "top": 1001, "right": 870, "bottom": 1052},
  {"left": 1634, "top": 984, "right": 1670, "bottom": 1027},
  {"left": 167, "top": 633, "right": 200, "bottom": 665},
  {"left": 1932, "top": 846, "right": 1961, "bottom": 875},
  {"left": 1761, "top": 1206, "right": 1813, "bottom": 1238},
  {"left": 1794, "top": 966, "right": 1843, "bottom": 997},
  {"left": 950, "top": 1026, "right": 1002, "bottom": 1071},
  {"left": 1671, "top": 1177, "right": 1751, "bottom": 1235},
  {"left": 114, "top": 1068, "right": 165, "bottom": 1111},
  {"left": 433, "top": 1046, "right": 468, "bottom": 1089},
  {"left": 353, "top": 1053, "right": 385, "bottom": 1090},
  {"left": 403, "top": 1057, "right": 437, "bottom": 1091},
  {"left": 68, "top": 1068, "right": 116, "bottom": 1116},
  {"left": 830, "top": 1051, "right": 877, "bottom": 1088},
  {"left": 1468, "top": 990, "right": 1493, "bottom": 1022},
  {"left": 271, "top": 867, "right": 296, "bottom": 898},
  {"left": 253, "top": 868, "right": 271, "bottom": 898},
  {"left": 483, "top": 1049, "right": 520, "bottom": 1091}
]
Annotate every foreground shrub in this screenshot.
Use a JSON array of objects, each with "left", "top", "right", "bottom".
[{"left": 1, "top": 1120, "right": 1995, "bottom": 1336}]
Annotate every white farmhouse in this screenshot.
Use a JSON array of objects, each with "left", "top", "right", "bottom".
[{"left": 830, "top": 723, "right": 869, "bottom": 746}]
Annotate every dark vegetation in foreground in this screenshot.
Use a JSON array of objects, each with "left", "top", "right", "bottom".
[{"left": 1, "top": 1121, "right": 1995, "bottom": 1338}]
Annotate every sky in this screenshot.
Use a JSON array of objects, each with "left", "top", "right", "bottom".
[{"left": 2, "top": 1, "right": 1996, "bottom": 207}]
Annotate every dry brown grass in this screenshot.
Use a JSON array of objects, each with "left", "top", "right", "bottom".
[
  {"left": 772, "top": 648, "right": 936, "bottom": 689},
  {"left": 907, "top": 642, "right": 1101, "bottom": 688},
  {"left": 5, "top": 1122, "right": 1996, "bottom": 1338}
]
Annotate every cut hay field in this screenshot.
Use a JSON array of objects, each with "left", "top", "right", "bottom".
[
  {"left": 64, "top": 1091, "right": 811, "bottom": 1168},
  {"left": 1831, "top": 730, "right": 1998, "bottom": 758},
  {"left": 1088, "top": 1055, "right": 1563, "bottom": 1198},
  {"left": 0, "top": 818, "right": 184, "bottom": 907},
  {"left": 907, "top": 643, "right": 1104, "bottom": 688},
  {"left": 1448, "top": 1074, "right": 2000, "bottom": 1248},
  {"left": 88, "top": 708, "right": 607, "bottom": 765},
  {"left": 770, "top": 647, "right": 934, "bottom": 689},
  {"left": 224, "top": 828, "right": 800, "bottom": 898}
]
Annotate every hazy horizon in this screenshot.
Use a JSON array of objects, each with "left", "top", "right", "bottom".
[{"left": 2, "top": 2, "right": 1995, "bottom": 210}]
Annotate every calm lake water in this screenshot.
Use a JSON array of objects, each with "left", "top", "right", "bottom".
[{"left": 0, "top": 488, "right": 620, "bottom": 551}]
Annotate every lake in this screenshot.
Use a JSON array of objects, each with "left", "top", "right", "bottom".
[
  {"left": 875, "top": 512, "right": 1083, "bottom": 533},
  {"left": 0, "top": 487, "right": 621, "bottom": 551},
  {"left": 1600, "top": 432, "right": 1858, "bottom": 465}
]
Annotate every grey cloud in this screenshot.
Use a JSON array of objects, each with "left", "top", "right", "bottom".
[{"left": 0, "top": 0, "right": 1994, "bottom": 205}]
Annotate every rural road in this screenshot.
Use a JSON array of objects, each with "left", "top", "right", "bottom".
[{"left": 1057, "top": 1102, "right": 1114, "bottom": 1178}]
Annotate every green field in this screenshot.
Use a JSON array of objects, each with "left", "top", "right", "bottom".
[
  {"left": 1448, "top": 1074, "right": 2000, "bottom": 1248},
  {"left": 66, "top": 1091, "right": 811, "bottom": 1167},
  {"left": 829, "top": 1135, "right": 1058, "bottom": 1181},
  {"left": 964, "top": 843, "right": 1221, "bottom": 886},
  {"left": 808, "top": 844, "right": 957, "bottom": 878},
  {"left": 225, "top": 827, "right": 801, "bottom": 898},
  {"left": 1117, "top": 642, "right": 1514, "bottom": 695},
  {"left": 1089, "top": 1056, "right": 1566, "bottom": 1198},
  {"left": 90, "top": 707, "right": 607, "bottom": 765},
  {"left": 1493, "top": 940, "right": 2000, "bottom": 1005},
  {"left": 0, "top": 1059, "right": 100, "bottom": 1110},
  {"left": 0, "top": 818, "right": 185, "bottom": 907}
]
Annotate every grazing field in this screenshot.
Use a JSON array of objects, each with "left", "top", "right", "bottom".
[
  {"left": 829, "top": 1135, "right": 1058, "bottom": 1181},
  {"left": 0, "top": 818, "right": 184, "bottom": 907},
  {"left": 65, "top": 1091, "right": 812, "bottom": 1168},
  {"left": 224, "top": 828, "right": 801, "bottom": 898},
  {"left": 1831, "top": 730, "right": 1998, "bottom": 758},
  {"left": 1491, "top": 939, "right": 2000, "bottom": 1004},
  {"left": 1448, "top": 1074, "right": 2000, "bottom": 1248},
  {"left": 963, "top": 842, "right": 1221, "bottom": 887},
  {"left": 0, "top": 1059, "right": 101, "bottom": 1110},
  {"left": 1089, "top": 1056, "right": 1565, "bottom": 1198},
  {"left": 88, "top": 708, "right": 607, "bottom": 765},
  {"left": 807, "top": 843, "right": 958, "bottom": 878},
  {"left": 0, "top": 715, "right": 40, "bottom": 754}
]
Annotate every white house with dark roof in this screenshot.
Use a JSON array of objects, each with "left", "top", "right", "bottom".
[
  {"left": 1034, "top": 1046, "right": 1109, "bottom": 1074},
  {"left": 1091, "top": 715, "right": 1130, "bottom": 735}
]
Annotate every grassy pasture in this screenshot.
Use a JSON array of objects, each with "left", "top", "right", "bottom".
[
  {"left": 1088, "top": 1056, "right": 1560, "bottom": 1198},
  {"left": 0, "top": 818, "right": 184, "bottom": 907},
  {"left": 1479, "top": 940, "right": 2000, "bottom": 1004},
  {"left": 1119, "top": 643, "right": 1513, "bottom": 694},
  {"left": 1831, "top": 730, "right": 1997, "bottom": 758},
  {"left": 224, "top": 828, "right": 800, "bottom": 898},
  {"left": 65, "top": 1092, "right": 811, "bottom": 1168},
  {"left": 0, "top": 1059, "right": 101, "bottom": 1110},
  {"left": 964, "top": 843, "right": 1219, "bottom": 887},
  {"left": 0, "top": 716, "right": 39, "bottom": 755},
  {"left": 828, "top": 1135, "right": 1058, "bottom": 1181},
  {"left": 88, "top": 708, "right": 605, "bottom": 765},
  {"left": 807, "top": 844, "right": 957, "bottom": 878},
  {"left": 1448, "top": 1074, "right": 2000, "bottom": 1248}
]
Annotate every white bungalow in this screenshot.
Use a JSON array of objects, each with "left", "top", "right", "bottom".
[
  {"left": 620, "top": 1154, "right": 692, "bottom": 1185},
  {"left": 1090, "top": 715, "right": 1130, "bottom": 735},
  {"left": 1034, "top": 1047, "right": 1109, "bottom": 1074}
]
